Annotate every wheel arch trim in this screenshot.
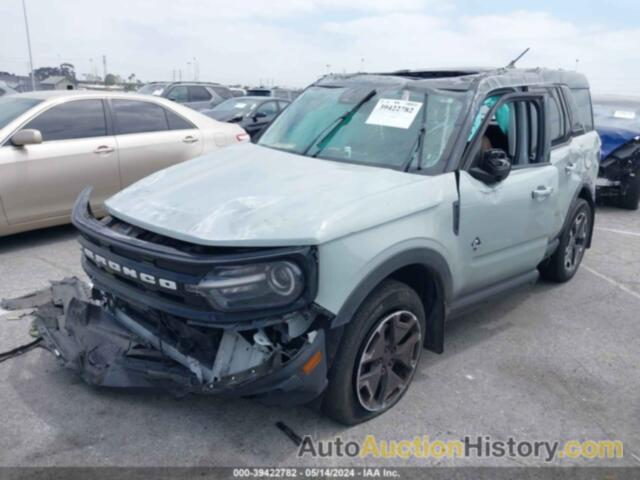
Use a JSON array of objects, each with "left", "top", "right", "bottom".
[
  {"left": 573, "top": 183, "right": 596, "bottom": 248},
  {"left": 330, "top": 247, "right": 452, "bottom": 353}
]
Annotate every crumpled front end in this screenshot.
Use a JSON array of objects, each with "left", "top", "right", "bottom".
[
  {"left": 3, "top": 278, "right": 327, "bottom": 405},
  {"left": 2, "top": 187, "right": 332, "bottom": 405},
  {"left": 596, "top": 130, "right": 640, "bottom": 195}
]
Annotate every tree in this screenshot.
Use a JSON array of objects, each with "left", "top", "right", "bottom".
[
  {"left": 104, "top": 73, "right": 116, "bottom": 86},
  {"left": 59, "top": 63, "right": 76, "bottom": 81},
  {"left": 34, "top": 66, "right": 59, "bottom": 82},
  {"left": 34, "top": 63, "right": 76, "bottom": 82}
]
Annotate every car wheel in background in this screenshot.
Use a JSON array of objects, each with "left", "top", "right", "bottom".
[
  {"left": 539, "top": 198, "right": 592, "bottom": 282},
  {"left": 618, "top": 172, "right": 640, "bottom": 210},
  {"left": 322, "top": 279, "right": 425, "bottom": 425}
]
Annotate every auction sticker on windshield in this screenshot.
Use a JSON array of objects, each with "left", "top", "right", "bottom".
[{"left": 366, "top": 98, "right": 422, "bottom": 129}]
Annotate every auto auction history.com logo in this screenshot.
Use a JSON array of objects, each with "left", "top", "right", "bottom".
[{"left": 297, "top": 435, "right": 624, "bottom": 462}]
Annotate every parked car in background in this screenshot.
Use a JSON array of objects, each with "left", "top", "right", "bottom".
[
  {"left": 0, "top": 81, "right": 18, "bottom": 97},
  {"left": 137, "top": 81, "right": 234, "bottom": 111},
  {"left": 228, "top": 87, "right": 247, "bottom": 97},
  {"left": 31, "top": 68, "right": 599, "bottom": 425},
  {"left": 593, "top": 95, "right": 640, "bottom": 210},
  {"left": 0, "top": 91, "right": 247, "bottom": 236},
  {"left": 245, "top": 87, "right": 301, "bottom": 101},
  {"left": 201, "top": 96, "right": 290, "bottom": 139}
]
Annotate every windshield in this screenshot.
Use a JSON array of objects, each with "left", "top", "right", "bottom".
[
  {"left": 212, "top": 98, "right": 259, "bottom": 115},
  {"left": 0, "top": 97, "right": 42, "bottom": 129},
  {"left": 258, "top": 85, "right": 464, "bottom": 170},
  {"left": 594, "top": 101, "right": 640, "bottom": 132},
  {"left": 138, "top": 83, "right": 169, "bottom": 96}
]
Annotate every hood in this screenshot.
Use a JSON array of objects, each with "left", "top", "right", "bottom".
[
  {"left": 597, "top": 126, "right": 640, "bottom": 159},
  {"left": 105, "top": 143, "right": 442, "bottom": 247}
]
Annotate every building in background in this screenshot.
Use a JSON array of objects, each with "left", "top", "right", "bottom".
[{"left": 40, "top": 75, "right": 76, "bottom": 90}]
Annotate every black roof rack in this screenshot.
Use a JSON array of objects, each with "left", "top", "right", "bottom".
[{"left": 380, "top": 68, "right": 494, "bottom": 79}]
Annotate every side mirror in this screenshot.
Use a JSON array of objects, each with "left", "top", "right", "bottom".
[
  {"left": 470, "top": 149, "right": 512, "bottom": 184},
  {"left": 253, "top": 111, "right": 267, "bottom": 121},
  {"left": 11, "top": 129, "right": 42, "bottom": 147}
]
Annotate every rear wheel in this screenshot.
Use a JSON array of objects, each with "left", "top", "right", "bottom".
[
  {"left": 618, "top": 173, "right": 640, "bottom": 210},
  {"left": 539, "top": 198, "right": 592, "bottom": 282},
  {"left": 322, "top": 280, "right": 425, "bottom": 425}
]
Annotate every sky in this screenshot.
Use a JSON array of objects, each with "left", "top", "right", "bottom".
[{"left": 0, "top": 0, "right": 639, "bottom": 94}]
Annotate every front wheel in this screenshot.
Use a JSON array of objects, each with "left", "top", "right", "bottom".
[
  {"left": 322, "top": 280, "right": 426, "bottom": 425},
  {"left": 539, "top": 198, "right": 592, "bottom": 282}
]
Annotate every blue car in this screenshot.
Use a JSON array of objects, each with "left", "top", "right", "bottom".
[{"left": 594, "top": 95, "right": 640, "bottom": 210}]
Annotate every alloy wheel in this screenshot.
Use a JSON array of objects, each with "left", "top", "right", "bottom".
[
  {"left": 355, "top": 310, "right": 422, "bottom": 412},
  {"left": 564, "top": 209, "right": 589, "bottom": 272}
]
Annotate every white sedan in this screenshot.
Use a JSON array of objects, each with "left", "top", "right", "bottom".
[{"left": 0, "top": 90, "right": 248, "bottom": 237}]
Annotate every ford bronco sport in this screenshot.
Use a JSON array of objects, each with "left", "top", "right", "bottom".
[{"left": 13, "top": 67, "right": 599, "bottom": 425}]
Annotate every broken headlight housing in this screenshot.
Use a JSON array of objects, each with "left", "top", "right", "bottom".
[{"left": 188, "top": 261, "right": 305, "bottom": 312}]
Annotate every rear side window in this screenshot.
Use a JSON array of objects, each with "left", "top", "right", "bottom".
[
  {"left": 25, "top": 100, "right": 107, "bottom": 141},
  {"left": 166, "top": 110, "right": 195, "bottom": 130},
  {"left": 188, "top": 86, "right": 211, "bottom": 102},
  {"left": 547, "top": 89, "right": 567, "bottom": 145},
  {"left": 211, "top": 86, "right": 233, "bottom": 100},
  {"left": 167, "top": 86, "right": 189, "bottom": 102},
  {"left": 113, "top": 100, "right": 168, "bottom": 134},
  {"left": 570, "top": 89, "right": 594, "bottom": 131}
]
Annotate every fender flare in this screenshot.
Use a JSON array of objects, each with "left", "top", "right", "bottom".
[
  {"left": 560, "top": 183, "right": 595, "bottom": 248},
  {"left": 330, "top": 247, "right": 453, "bottom": 353}
]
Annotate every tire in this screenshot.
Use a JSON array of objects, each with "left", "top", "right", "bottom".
[
  {"left": 322, "top": 279, "right": 426, "bottom": 425},
  {"left": 539, "top": 198, "right": 592, "bottom": 282},
  {"left": 618, "top": 173, "right": 640, "bottom": 211}
]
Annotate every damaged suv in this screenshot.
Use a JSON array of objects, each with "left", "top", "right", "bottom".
[
  {"left": 19, "top": 68, "right": 599, "bottom": 425},
  {"left": 593, "top": 95, "right": 640, "bottom": 210}
]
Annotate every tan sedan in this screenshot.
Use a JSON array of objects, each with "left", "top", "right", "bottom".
[{"left": 0, "top": 90, "right": 248, "bottom": 237}]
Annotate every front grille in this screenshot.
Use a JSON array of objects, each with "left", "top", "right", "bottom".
[
  {"left": 73, "top": 209, "right": 317, "bottom": 325},
  {"left": 79, "top": 234, "right": 213, "bottom": 316}
]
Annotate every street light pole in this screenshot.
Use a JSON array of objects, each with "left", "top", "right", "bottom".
[{"left": 22, "top": 0, "right": 36, "bottom": 91}]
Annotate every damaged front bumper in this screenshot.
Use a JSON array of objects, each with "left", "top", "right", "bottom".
[
  {"left": 5, "top": 278, "right": 327, "bottom": 406},
  {"left": 597, "top": 137, "right": 640, "bottom": 196}
]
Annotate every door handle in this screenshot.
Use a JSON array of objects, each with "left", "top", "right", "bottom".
[
  {"left": 94, "top": 145, "right": 115, "bottom": 154},
  {"left": 565, "top": 162, "right": 577, "bottom": 174},
  {"left": 182, "top": 136, "right": 199, "bottom": 144},
  {"left": 532, "top": 186, "right": 554, "bottom": 200}
]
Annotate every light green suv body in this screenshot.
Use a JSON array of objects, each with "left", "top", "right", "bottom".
[{"left": 26, "top": 68, "right": 600, "bottom": 424}]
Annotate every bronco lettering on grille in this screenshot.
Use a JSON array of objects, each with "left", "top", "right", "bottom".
[{"left": 83, "top": 247, "right": 178, "bottom": 291}]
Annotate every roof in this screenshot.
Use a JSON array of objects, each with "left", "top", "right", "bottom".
[
  {"left": 224, "top": 96, "right": 290, "bottom": 102},
  {"left": 40, "top": 76, "right": 71, "bottom": 85},
  {"left": 143, "top": 81, "right": 224, "bottom": 87},
  {"left": 13, "top": 90, "right": 175, "bottom": 102},
  {"left": 383, "top": 67, "right": 494, "bottom": 78},
  {"left": 317, "top": 67, "right": 590, "bottom": 93}
]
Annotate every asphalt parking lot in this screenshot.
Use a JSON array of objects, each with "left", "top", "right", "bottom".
[{"left": 0, "top": 206, "right": 639, "bottom": 468}]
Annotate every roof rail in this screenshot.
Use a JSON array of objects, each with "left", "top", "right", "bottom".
[{"left": 168, "top": 81, "right": 223, "bottom": 86}]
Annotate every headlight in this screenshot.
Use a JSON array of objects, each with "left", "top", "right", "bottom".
[{"left": 187, "top": 261, "right": 305, "bottom": 311}]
